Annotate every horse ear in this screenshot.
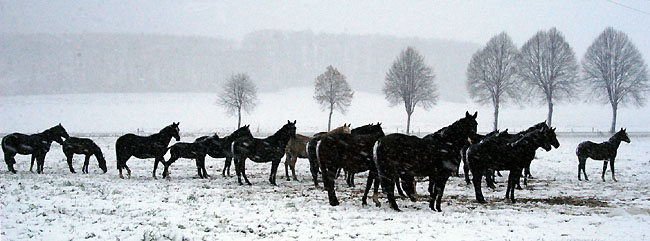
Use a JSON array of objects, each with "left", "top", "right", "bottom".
[
  {"left": 293, "top": 120, "right": 297, "bottom": 124},
  {"left": 465, "top": 111, "right": 470, "bottom": 117},
  {"left": 473, "top": 111, "right": 477, "bottom": 118}
]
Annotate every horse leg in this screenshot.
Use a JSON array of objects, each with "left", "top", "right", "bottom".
[
  {"left": 578, "top": 157, "right": 588, "bottom": 181},
  {"left": 610, "top": 159, "right": 617, "bottom": 182},
  {"left": 401, "top": 175, "right": 416, "bottom": 202},
  {"left": 362, "top": 171, "right": 375, "bottom": 206},
  {"left": 348, "top": 172, "right": 356, "bottom": 188},
  {"left": 432, "top": 175, "right": 450, "bottom": 212},
  {"left": 5, "top": 154, "right": 17, "bottom": 174},
  {"left": 395, "top": 177, "right": 406, "bottom": 198},
  {"left": 30, "top": 155, "right": 36, "bottom": 172},
  {"left": 153, "top": 157, "right": 162, "bottom": 179},
  {"left": 463, "top": 158, "right": 472, "bottom": 185},
  {"left": 472, "top": 173, "right": 486, "bottom": 204},
  {"left": 200, "top": 157, "right": 210, "bottom": 178},
  {"left": 284, "top": 153, "right": 291, "bottom": 181},
  {"left": 222, "top": 156, "right": 231, "bottom": 177},
  {"left": 290, "top": 156, "right": 298, "bottom": 181},
  {"left": 372, "top": 174, "right": 381, "bottom": 207},
  {"left": 83, "top": 155, "right": 91, "bottom": 174},
  {"left": 380, "top": 174, "right": 400, "bottom": 211},
  {"left": 602, "top": 161, "right": 608, "bottom": 182},
  {"left": 323, "top": 167, "right": 339, "bottom": 206},
  {"left": 194, "top": 158, "right": 203, "bottom": 179},
  {"left": 270, "top": 159, "right": 280, "bottom": 185},
  {"left": 309, "top": 157, "right": 320, "bottom": 188},
  {"left": 37, "top": 155, "right": 45, "bottom": 174},
  {"left": 241, "top": 159, "right": 251, "bottom": 185}
]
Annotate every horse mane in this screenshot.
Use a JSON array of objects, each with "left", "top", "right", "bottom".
[{"left": 517, "top": 122, "right": 547, "bottom": 135}]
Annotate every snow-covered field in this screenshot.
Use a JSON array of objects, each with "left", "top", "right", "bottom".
[
  {"left": 1, "top": 90, "right": 650, "bottom": 240},
  {"left": 1, "top": 134, "right": 649, "bottom": 240}
]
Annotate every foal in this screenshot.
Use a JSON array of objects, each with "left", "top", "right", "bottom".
[
  {"left": 576, "top": 128, "right": 630, "bottom": 182},
  {"left": 62, "top": 137, "right": 108, "bottom": 174},
  {"left": 165, "top": 137, "right": 212, "bottom": 179}
]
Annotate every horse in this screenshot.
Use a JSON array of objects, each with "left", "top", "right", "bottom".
[
  {"left": 62, "top": 137, "right": 107, "bottom": 174},
  {"left": 115, "top": 122, "right": 180, "bottom": 179},
  {"left": 305, "top": 124, "right": 352, "bottom": 188},
  {"left": 374, "top": 111, "right": 478, "bottom": 212},
  {"left": 316, "top": 123, "right": 385, "bottom": 206},
  {"left": 460, "top": 130, "right": 499, "bottom": 184},
  {"left": 467, "top": 126, "right": 558, "bottom": 203},
  {"left": 232, "top": 120, "right": 297, "bottom": 185},
  {"left": 576, "top": 128, "right": 630, "bottom": 182},
  {"left": 195, "top": 125, "right": 253, "bottom": 177},
  {"left": 164, "top": 137, "right": 212, "bottom": 179},
  {"left": 284, "top": 134, "right": 312, "bottom": 181},
  {"left": 2, "top": 124, "right": 69, "bottom": 174}
]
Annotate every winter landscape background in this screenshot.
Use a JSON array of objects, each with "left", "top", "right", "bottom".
[{"left": 2, "top": 1, "right": 650, "bottom": 240}]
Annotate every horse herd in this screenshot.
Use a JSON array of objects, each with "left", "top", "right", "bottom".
[{"left": 1, "top": 111, "right": 631, "bottom": 212}]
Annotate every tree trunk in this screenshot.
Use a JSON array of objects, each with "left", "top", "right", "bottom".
[
  {"left": 237, "top": 107, "right": 241, "bottom": 128},
  {"left": 493, "top": 99, "right": 500, "bottom": 131},
  {"left": 547, "top": 100, "right": 553, "bottom": 127},
  {"left": 406, "top": 112, "right": 412, "bottom": 134},
  {"left": 610, "top": 103, "right": 618, "bottom": 133},
  {"left": 327, "top": 106, "right": 333, "bottom": 131}
]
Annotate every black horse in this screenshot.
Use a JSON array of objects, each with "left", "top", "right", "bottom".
[
  {"left": 374, "top": 111, "right": 478, "bottom": 212},
  {"left": 232, "top": 121, "right": 297, "bottom": 185},
  {"left": 164, "top": 137, "right": 212, "bottom": 179},
  {"left": 62, "top": 137, "right": 108, "bottom": 174},
  {"left": 2, "top": 124, "right": 69, "bottom": 174},
  {"left": 467, "top": 126, "right": 558, "bottom": 203},
  {"left": 316, "top": 123, "right": 385, "bottom": 206},
  {"left": 576, "top": 128, "right": 630, "bottom": 182},
  {"left": 115, "top": 122, "right": 180, "bottom": 179},
  {"left": 195, "top": 125, "right": 253, "bottom": 177},
  {"left": 460, "top": 130, "right": 499, "bottom": 184}
]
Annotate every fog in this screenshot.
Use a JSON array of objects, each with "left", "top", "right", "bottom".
[{"left": 1, "top": 0, "right": 649, "bottom": 101}]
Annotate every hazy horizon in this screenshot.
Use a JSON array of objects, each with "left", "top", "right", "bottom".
[{"left": 2, "top": 0, "right": 649, "bottom": 59}]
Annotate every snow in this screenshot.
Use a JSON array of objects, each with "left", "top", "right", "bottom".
[
  {"left": 0, "top": 135, "right": 649, "bottom": 240},
  {"left": 1, "top": 90, "right": 650, "bottom": 240}
]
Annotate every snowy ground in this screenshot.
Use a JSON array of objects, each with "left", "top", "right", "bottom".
[{"left": 1, "top": 134, "right": 649, "bottom": 240}]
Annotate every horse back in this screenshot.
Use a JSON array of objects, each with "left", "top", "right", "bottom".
[
  {"left": 375, "top": 134, "right": 434, "bottom": 176},
  {"left": 2, "top": 132, "right": 50, "bottom": 155},
  {"left": 63, "top": 137, "right": 100, "bottom": 155},
  {"left": 576, "top": 141, "right": 615, "bottom": 160}
]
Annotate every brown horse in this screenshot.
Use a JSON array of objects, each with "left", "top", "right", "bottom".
[
  {"left": 284, "top": 134, "right": 312, "bottom": 181},
  {"left": 305, "top": 124, "right": 351, "bottom": 187}
]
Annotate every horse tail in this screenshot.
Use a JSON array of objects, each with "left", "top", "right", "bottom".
[
  {"left": 315, "top": 140, "right": 322, "bottom": 164},
  {"left": 372, "top": 140, "right": 381, "bottom": 165},
  {"left": 231, "top": 140, "right": 237, "bottom": 157}
]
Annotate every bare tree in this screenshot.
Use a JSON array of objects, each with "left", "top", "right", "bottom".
[
  {"left": 314, "top": 65, "right": 354, "bottom": 131},
  {"left": 219, "top": 73, "right": 257, "bottom": 128},
  {"left": 518, "top": 27, "right": 579, "bottom": 127},
  {"left": 467, "top": 32, "right": 520, "bottom": 131},
  {"left": 384, "top": 47, "right": 438, "bottom": 134},
  {"left": 582, "top": 27, "right": 649, "bottom": 133}
]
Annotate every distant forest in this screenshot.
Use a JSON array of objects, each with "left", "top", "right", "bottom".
[{"left": 0, "top": 31, "right": 479, "bottom": 102}]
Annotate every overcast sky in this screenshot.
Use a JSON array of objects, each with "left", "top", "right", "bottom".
[{"left": 2, "top": 0, "right": 649, "bottom": 59}]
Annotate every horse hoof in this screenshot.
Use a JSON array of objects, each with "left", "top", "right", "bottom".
[{"left": 329, "top": 200, "right": 339, "bottom": 206}]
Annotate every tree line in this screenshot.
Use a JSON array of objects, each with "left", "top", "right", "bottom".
[{"left": 223, "top": 27, "right": 648, "bottom": 133}]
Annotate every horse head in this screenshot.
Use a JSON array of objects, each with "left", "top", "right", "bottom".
[
  {"left": 231, "top": 125, "right": 253, "bottom": 141},
  {"left": 351, "top": 123, "right": 383, "bottom": 135},
  {"left": 96, "top": 150, "right": 108, "bottom": 173},
  {"left": 332, "top": 123, "right": 352, "bottom": 134},
  {"left": 46, "top": 123, "right": 70, "bottom": 144},
  {"left": 460, "top": 111, "right": 479, "bottom": 136},
  {"left": 281, "top": 120, "right": 297, "bottom": 137},
  {"left": 163, "top": 122, "right": 181, "bottom": 141},
  {"left": 616, "top": 128, "right": 631, "bottom": 143}
]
